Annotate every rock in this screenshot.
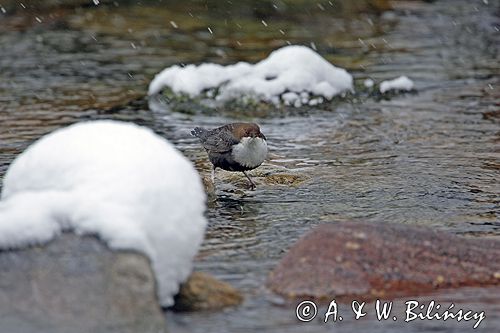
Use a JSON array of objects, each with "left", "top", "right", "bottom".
[
  {"left": 195, "top": 160, "right": 308, "bottom": 195},
  {"left": 200, "top": 174, "right": 217, "bottom": 202},
  {"left": 267, "top": 222, "right": 500, "bottom": 301},
  {"left": 173, "top": 272, "right": 243, "bottom": 311},
  {"left": 263, "top": 173, "right": 305, "bottom": 186},
  {"left": 219, "top": 163, "right": 308, "bottom": 188},
  {"left": 0, "top": 233, "right": 166, "bottom": 333},
  {"left": 0, "top": 0, "right": 111, "bottom": 12}
]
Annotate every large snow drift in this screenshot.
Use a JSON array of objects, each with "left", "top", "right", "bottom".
[
  {"left": 0, "top": 121, "right": 207, "bottom": 307},
  {"left": 148, "top": 45, "right": 353, "bottom": 106}
]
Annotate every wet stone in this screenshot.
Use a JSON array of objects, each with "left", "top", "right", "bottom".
[
  {"left": 268, "top": 222, "right": 500, "bottom": 302},
  {"left": 198, "top": 162, "right": 309, "bottom": 196},
  {"left": 173, "top": 272, "right": 243, "bottom": 311},
  {"left": 0, "top": 234, "right": 166, "bottom": 333}
]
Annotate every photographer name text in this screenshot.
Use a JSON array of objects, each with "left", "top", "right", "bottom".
[{"left": 295, "top": 299, "right": 485, "bottom": 329}]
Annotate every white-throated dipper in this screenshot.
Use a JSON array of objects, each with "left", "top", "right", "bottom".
[{"left": 191, "top": 123, "right": 267, "bottom": 190}]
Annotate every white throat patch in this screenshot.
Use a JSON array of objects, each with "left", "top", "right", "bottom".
[{"left": 232, "top": 137, "right": 268, "bottom": 168}]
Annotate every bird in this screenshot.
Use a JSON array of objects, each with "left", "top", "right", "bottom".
[{"left": 191, "top": 123, "right": 268, "bottom": 190}]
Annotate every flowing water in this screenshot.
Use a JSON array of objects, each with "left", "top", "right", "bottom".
[{"left": 0, "top": 0, "right": 499, "bottom": 332}]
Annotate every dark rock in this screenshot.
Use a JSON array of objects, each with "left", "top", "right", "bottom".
[
  {"left": 0, "top": 233, "right": 166, "bottom": 333},
  {"left": 0, "top": 0, "right": 111, "bottom": 12},
  {"left": 268, "top": 222, "right": 500, "bottom": 301},
  {"left": 173, "top": 272, "right": 243, "bottom": 311}
]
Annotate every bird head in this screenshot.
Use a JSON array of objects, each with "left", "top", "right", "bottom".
[{"left": 234, "top": 123, "right": 266, "bottom": 141}]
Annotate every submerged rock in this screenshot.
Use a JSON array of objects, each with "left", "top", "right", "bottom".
[
  {"left": 0, "top": 234, "right": 166, "bottom": 333},
  {"left": 218, "top": 163, "right": 308, "bottom": 188},
  {"left": 197, "top": 160, "right": 308, "bottom": 195},
  {"left": 173, "top": 272, "right": 243, "bottom": 311},
  {"left": 268, "top": 222, "right": 500, "bottom": 301}
]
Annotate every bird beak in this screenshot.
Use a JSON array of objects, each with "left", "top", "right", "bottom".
[{"left": 258, "top": 132, "right": 266, "bottom": 140}]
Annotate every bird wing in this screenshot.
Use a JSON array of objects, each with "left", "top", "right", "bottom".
[{"left": 193, "top": 125, "right": 238, "bottom": 153}]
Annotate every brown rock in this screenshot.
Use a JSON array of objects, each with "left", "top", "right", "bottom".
[
  {"left": 200, "top": 174, "right": 217, "bottom": 203},
  {"left": 267, "top": 222, "right": 500, "bottom": 302},
  {"left": 195, "top": 161, "right": 308, "bottom": 194},
  {"left": 173, "top": 272, "right": 243, "bottom": 311}
]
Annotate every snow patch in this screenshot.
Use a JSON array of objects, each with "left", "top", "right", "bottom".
[
  {"left": 148, "top": 45, "right": 353, "bottom": 106},
  {"left": 380, "top": 75, "right": 414, "bottom": 93},
  {"left": 363, "top": 78, "right": 375, "bottom": 88},
  {"left": 0, "top": 120, "right": 206, "bottom": 307}
]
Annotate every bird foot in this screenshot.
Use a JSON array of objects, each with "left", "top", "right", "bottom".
[{"left": 243, "top": 171, "right": 257, "bottom": 190}]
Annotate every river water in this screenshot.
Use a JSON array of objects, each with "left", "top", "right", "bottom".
[{"left": 0, "top": 0, "right": 499, "bottom": 332}]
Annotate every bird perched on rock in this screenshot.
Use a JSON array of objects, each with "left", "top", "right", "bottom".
[{"left": 191, "top": 123, "right": 267, "bottom": 190}]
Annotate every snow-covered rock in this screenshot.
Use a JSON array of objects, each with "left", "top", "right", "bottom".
[
  {"left": 148, "top": 45, "right": 353, "bottom": 106},
  {"left": 0, "top": 120, "right": 206, "bottom": 307},
  {"left": 379, "top": 75, "right": 414, "bottom": 93},
  {"left": 363, "top": 78, "right": 375, "bottom": 88}
]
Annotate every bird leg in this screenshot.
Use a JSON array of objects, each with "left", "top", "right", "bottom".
[
  {"left": 242, "top": 171, "right": 256, "bottom": 190},
  {"left": 211, "top": 166, "right": 216, "bottom": 186}
]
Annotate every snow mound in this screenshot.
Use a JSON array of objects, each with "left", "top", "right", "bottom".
[
  {"left": 148, "top": 45, "right": 353, "bottom": 106},
  {"left": 363, "top": 78, "right": 375, "bottom": 88},
  {"left": 380, "top": 75, "right": 414, "bottom": 93},
  {"left": 0, "top": 120, "right": 206, "bottom": 307}
]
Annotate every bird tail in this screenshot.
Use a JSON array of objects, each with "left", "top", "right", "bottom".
[{"left": 191, "top": 127, "right": 208, "bottom": 139}]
